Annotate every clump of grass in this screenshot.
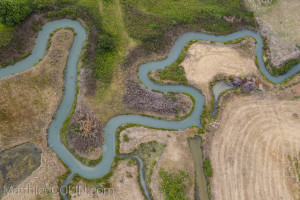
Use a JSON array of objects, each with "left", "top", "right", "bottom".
[
  {"left": 268, "top": 58, "right": 300, "bottom": 76},
  {"left": 157, "top": 64, "right": 187, "bottom": 83},
  {"left": 136, "top": 142, "right": 166, "bottom": 185},
  {"left": 203, "top": 157, "right": 213, "bottom": 198},
  {"left": 288, "top": 154, "right": 300, "bottom": 182},
  {"left": 159, "top": 168, "right": 190, "bottom": 200},
  {"left": 122, "top": 0, "right": 256, "bottom": 49},
  {"left": 0, "top": 23, "right": 14, "bottom": 47},
  {"left": 155, "top": 40, "right": 198, "bottom": 84},
  {"left": 123, "top": 134, "right": 129, "bottom": 142},
  {"left": 203, "top": 158, "right": 213, "bottom": 178}
]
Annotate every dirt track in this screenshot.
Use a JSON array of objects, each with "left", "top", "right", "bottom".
[{"left": 209, "top": 95, "right": 300, "bottom": 200}]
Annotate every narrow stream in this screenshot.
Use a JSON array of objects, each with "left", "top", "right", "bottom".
[
  {"left": 211, "top": 81, "right": 234, "bottom": 117},
  {"left": 1, "top": 19, "right": 300, "bottom": 199}
]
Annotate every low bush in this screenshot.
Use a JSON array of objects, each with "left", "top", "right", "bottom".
[{"left": 159, "top": 168, "right": 190, "bottom": 200}]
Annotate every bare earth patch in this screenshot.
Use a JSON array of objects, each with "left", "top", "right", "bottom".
[
  {"left": 120, "top": 126, "right": 197, "bottom": 200},
  {"left": 181, "top": 39, "right": 260, "bottom": 106},
  {"left": 208, "top": 95, "right": 300, "bottom": 200}
]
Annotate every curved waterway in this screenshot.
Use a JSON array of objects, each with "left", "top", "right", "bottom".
[{"left": 1, "top": 19, "right": 300, "bottom": 198}]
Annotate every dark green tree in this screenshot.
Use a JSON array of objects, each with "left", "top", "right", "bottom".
[
  {"left": 0, "top": 1, "right": 32, "bottom": 27},
  {"left": 97, "top": 34, "right": 116, "bottom": 53}
]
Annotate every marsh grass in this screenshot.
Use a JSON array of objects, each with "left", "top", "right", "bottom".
[{"left": 159, "top": 168, "right": 191, "bottom": 200}]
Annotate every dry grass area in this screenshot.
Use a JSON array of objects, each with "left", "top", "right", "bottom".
[
  {"left": 120, "top": 126, "right": 197, "bottom": 200},
  {"left": 0, "top": 29, "right": 74, "bottom": 151},
  {"left": 71, "top": 160, "right": 144, "bottom": 200},
  {"left": 208, "top": 94, "right": 300, "bottom": 200},
  {"left": 246, "top": 0, "right": 300, "bottom": 65},
  {"left": 0, "top": 29, "right": 73, "bottom": 199},
  {"left": 181, "top": 39, "right": 260, "bottom": 107}
]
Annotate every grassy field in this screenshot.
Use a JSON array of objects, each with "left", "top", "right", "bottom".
[
  {"left": 135, "top": 142, "right": 166, "bottom": 185},
  {"left": 245, "top": 0, "right": 300, "bottom": 66},
  {"left": 159, "top": 168, "right": 191, "bottom": 200},
  {"left": 121, "top": 0, "right": 256, "bottom": 49},
  {"left": 0, "top": 24, "right": 14, "bottom": 47}
]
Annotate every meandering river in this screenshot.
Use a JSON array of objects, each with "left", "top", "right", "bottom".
[{"left": 1, "top": 19, "right": 300, "bottom": 199}]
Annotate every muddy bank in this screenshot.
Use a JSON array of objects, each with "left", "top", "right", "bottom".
[
  {"left": 123, "top": 78, "right": 193, "bottom": 118},
  {"left": 0, "top": 13, "right": 45, "bottom": 66}
]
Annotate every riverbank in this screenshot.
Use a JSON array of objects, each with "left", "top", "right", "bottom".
[
  {"left": 0, "top": 29, "right": 73, "bottom": 151},
  {"left": 0, "top": 29, "right": 74, "bottom": 200},
  {"left": 119, "top": 126, "right": 197, "bottom": 200}
]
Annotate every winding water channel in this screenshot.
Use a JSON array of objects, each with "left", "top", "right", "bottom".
[{"left": 1, "top": 19, "right": 300, "bottom": 199}]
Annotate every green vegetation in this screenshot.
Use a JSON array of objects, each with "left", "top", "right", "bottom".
[
  {"left": 280, "top": 81, "right": 300, "bottom": 90},
  {"left": 203, "top": 158, "right": 213, "bottom": 178},
  {"left": 0, "top": 23, "right": 13, "bottom": 47},
  {"left": 155, "top": 40, "right": 198, "bottom": 84},
  {"left": 268, "top": 58, "right": 300, "bottom": 77},
  {"left": 123, "top": 133, "right": 129, "bottom": 142},
  {"left": 136, "top": 142, "right": 166, "bottom": 185},
  {"left": 288, "top": 154, "right": 300, "bottom": 182},
  {"left": 121, "top": 0, "right": 256, "bottom": 49},
  {"left": 224, "top": 37, "right": 246, "bottom": 44},
  {"left": 97, "top": 34, "right": 116, "bottom": 53},
  {"left": 159, "top": 168, "right": 190, "bottom": 200},
  {"left": 0, "top": 0, "right": 32, "bottom": 27},
  {"left": 157, "top": 65, "right": 187, "bottom": 83},
  {"left": 203, "top": 157, "right": 213, "bottom": 198}
]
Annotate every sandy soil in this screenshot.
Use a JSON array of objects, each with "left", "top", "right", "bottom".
[
  {"left": 181, "top": 39, "right": 260, "bottom": 107},
  {"left": 246, "top": 0, "right": 300, "bottom": 66},
  {"left": 120, "top": 127, "right": 197, "bottom": 200},
  {"left": 71, "top": 160, "right": 144, "bottom": 200},
  {"left": 208, "top": 95, "right": 300, "bottom": 200},
  {"left": 291, "top": 84, "right": 300, "bottom": 96}
]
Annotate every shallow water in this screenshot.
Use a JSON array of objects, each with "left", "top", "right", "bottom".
[
  {"left": 211, "top": 81, "right": 234, "bottom": 117},
  {"left": 1, "top": 19, "right": 300, "bottom": 199},
  {"left": 189, "top": 137, "right": 209, "bottom": 200}
]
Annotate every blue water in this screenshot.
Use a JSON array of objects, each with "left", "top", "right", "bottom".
[{"left": 1, "top": 19, "right": 300, "bottom": 196}]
